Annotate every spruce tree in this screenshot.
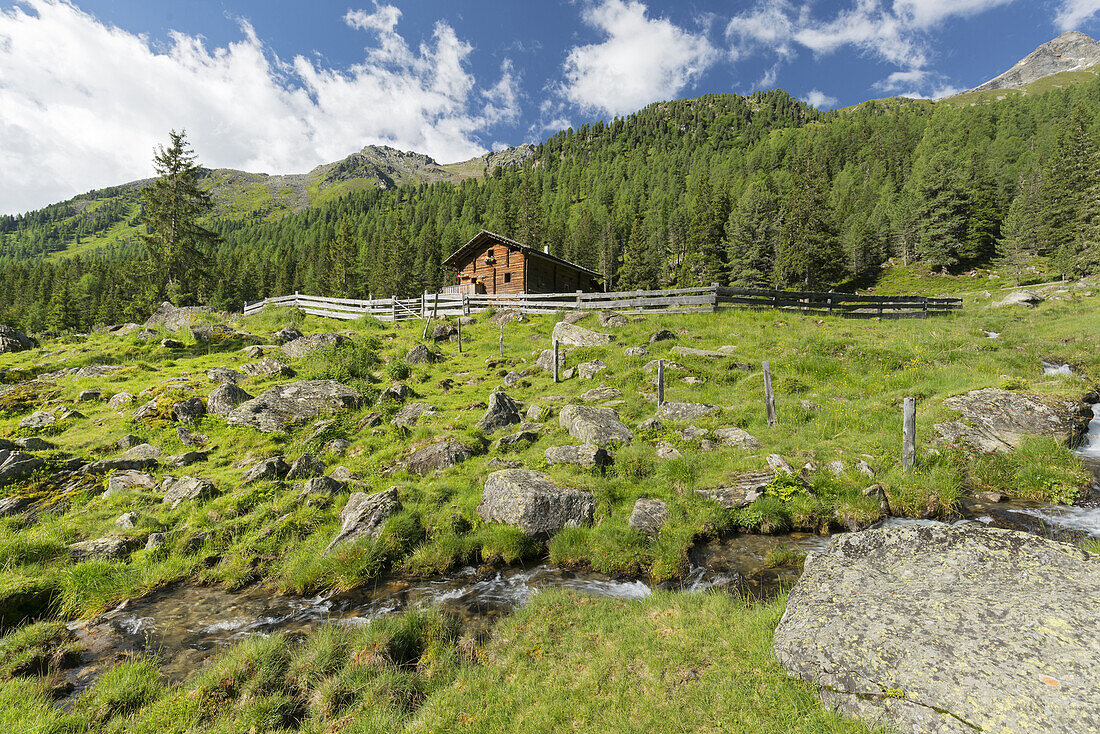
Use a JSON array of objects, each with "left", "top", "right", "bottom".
[
  {"left": 139, "top": 130, "right": 218, "bottom": 304},
  {"left": 773, "top": 160, "right": 844, "bottom": 289},
  {"left": 724, "top": 176, "right": 778, "bottom": 287},
  {"left": 998, "top": 168, "right": 1043, "bottom": 286}
]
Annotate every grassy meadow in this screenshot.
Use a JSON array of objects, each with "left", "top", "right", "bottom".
[{"left": 0, "top": 278, "right": 1097, "bottom": 732}]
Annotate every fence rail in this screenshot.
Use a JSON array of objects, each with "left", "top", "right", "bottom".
[{"left": 243, "top": 285, "right": 961, "bottom": 322}]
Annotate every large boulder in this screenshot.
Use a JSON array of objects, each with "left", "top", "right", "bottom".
[
  {"left": 935, "top": 388, "right": 1081, "bottom": 453},
  {"left": 226, "top": 380, "right": 361, "bottom": 433},
  {"left": 477, "top": 391, "right": 522, "bottom": 433},
  {"left": 402, "top": 440, "right": 477, "bottom": 476},
  {"left": 190, "top": 323, "right": 254, "bottom": 344},
  {"left": 535, "top": 348, "right": 570, "bottom": 373},
  {"left": 559, "top": 405, "right": 633, "bottom": 446},
  {"left": 171, "top": 397, "right": 206, "bottom": 426},
  {"left": 239, "top": 358, "right": 295, "bottom": 378},
  {"left": 273, "top": 324, "right": 303, "bottom": 345},
  {"left": 477, "top": 469, "right": 595, "bottom": 535},
  {"left": 0, "top": 449, "right": 43, "bottom": 488},
  {"left": 282, "top": 333, "right": 349, "bottom": 359},
  {"left": 431, "top": 322, "right": 457, "bottom": 342},
  {"left": 774, "top": 524, "right": 1100, "bottom": 734},
  {"left": 163, "top": 476, "right": 218, "bottom": 509},
  {"left": 241, "top": 456, "right": 290, "bottom": 484},
  {"left": 207, "top": 382, "right": 254, "bottom": 417},
  {"left": 552, "top": 322, "right": 614, "bottom": 348},
  {"left": 406, "top": 343, "right": 439, "bottom": 365},
  {"left": 658, "top": 402, "right": 720, "bottom": 421},
  {"left": 144, "top": 301, "right": 214, "bottom": 330},
  {"left": 69, "top": 535, "right": 134, "bottom": 561},
  {"left": 207, "top": 367, "right": 245, "bottom": 384},
  {"left": 324, "top": 488, "right": 401, "bottom": 554},
  {"left": 996, "top": 290, "right": 1044, "bottom": 308},
  {"left": 628, "top": 498, "right": 669, "bottom": 536},
  {"left": 714, "top": 426, "right": 762, "bottom": 449},
  {"left": 544, "top": 444, "right": 613, "bottom": 468},
  {"left": 0, "top": 325, "right": 36, "bottom": 354}
]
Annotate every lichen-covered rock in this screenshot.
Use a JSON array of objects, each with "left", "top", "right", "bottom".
[
  {"left": 78, "top": 389, "right": 102, "bottom": 402},
  {"left": 658, "top": 402, "right": 720, "bottom": 421},
  {"left": 431, "top": 322, "right": 457, "bottom": 342},
  {"left": 489, "top": 309, "right": 523, "bottom": 325},
  {"left": 577, "top": 360, "right": 606, "bottom": 380},
  {"left": 628, "top": 498, "right": 668, "bottom": 536},
  {"left": 298, "top": 475, "right": 345, "bottom": 503},
  {"left": 241, "top": 456, "right": 290, "bottom": 484},
  {"left": 282, "top": 333, "right": 349, "bottom": 359},
  {"left": 392, "top": 402, "right": 436, "bottom": 429},
  {"left": 535, "top": 347, "right": 570, "bottom": 373},
  {"left": 19, "top": 410, "right": 56, "bottom": 430},
  {"left": 405, "top": 343, "right": 439, "bottom": 365},
  {"left": 207, "top": 382, "right": 254, "bottom": 418},
  {"left": 121, "top": 443, "right": 161, "bottom": 460},
  {"left": 670, "top": 346, "right": 728, "bottom": 359},
  {"left": 494, "top": 429, "right": 539, "bottom": 452},
  {"left": 597, "top": 310, "right": 628, "bottom": 327},
  {"left": 544, "top": 444, "right": 613, "bottom": 468},
  {"left": 995, "top": 289, "right": 1044, "bottom": 307},
  {"left": 562, "top": 310, "right": 591, "bottom": 325},
  {"left": 477, "top": 469, "right": 594, "bottom": 535},
  {"left": 0, "top": 325, "right": 37, "bottom": 353},
  {"left": 286, "top": 453, "right": 326, "bottom": 481},
  {"left": 559, "top": 405, "right": 632, "bottom": 446},
  {"left": 578, "top": 386, "right": 622, "bottom": 402},
  {"left": 163, "top": 476, "right": 218, "bottom": 509},
  {"left": 402, "top": 439, "right": 477, "bottom": 476},
  {"left": 477, "top": 391, "right": 522, "bottom": 433},
  {"left": 227, "top": 380, "right": 361, "bottom": 433},
  {"left": 143, "top": 301, "right": 214, "bottom": 330},
  {"left": 934, "top": 388, "right": 1082, "bottom": 453},
  {"left": 0, "top": 449, "right": 43, "bottom": 488},
  {"left": 103, "top": 471, "right": 155, "bottom": 497},
  {"left": 163, "top": 450, "right": 211, "bottom": 468},
  {"left": 324, "top": 488, "right": 401, "bottom": 554},
  {"left": 273, "top": 324, "right": 303, "bottom": 345},
  {"left": 696, "top": 472, "right": 773, "bottom": 509},
  {"left": 69, "top": 535, "right": 134, "bottom": 561},
  {"left": 623, "top": 346, "right": 649, "bottom": 357},
  {"left": 172, "top": 397, "right": 206, "bottom": 426},
  {"left": 107, "top": 392, "right": 135, "bottom": 410},
  {"left": 190, "top": 323, "right": 254, "bottom": 344},
  {"left": 176, "top": 425, "right": 208, "bottom": 447},
  {"left": 712, "top": 426, "right": 765, "bottom": 451},
  {"left": 207, "top": 367, "right": 245, "bottom": 384},
  {"left": 648, "top": 329, "right": 676, "bottom": 344},
  {"left": 239, "top": 358, "right": 295, "bottom": 378},
  {"left": 552, "top": 321, "right": 613, "bottom": 348},
  {"left": 377, "top": 383, "right": 416, "bottom": 404},
  {"left": 774, "top": 524, "right": 1100, "bottom": 734}
]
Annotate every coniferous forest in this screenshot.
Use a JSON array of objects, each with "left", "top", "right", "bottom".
[{"left": 2, "top": 82, "right": 1100, "bottom": 331}]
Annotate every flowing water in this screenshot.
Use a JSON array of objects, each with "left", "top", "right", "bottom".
[
  {"left": 61, "top": 403, "right": 1100, "bottom": 696},
  {"left": 1041, "top": 360, "right": 1075, "bottom": 376}
]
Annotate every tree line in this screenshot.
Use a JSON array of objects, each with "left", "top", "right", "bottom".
[{"left": 1, "top": 84, "right": 1099, "bottom": 332}]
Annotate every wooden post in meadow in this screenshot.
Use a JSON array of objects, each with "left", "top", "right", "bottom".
[
  {"left": 552, "top": 339, "right": 560, "bottom": 383},
  {"left": 657, "top": 359, "right": 665, "bottom": 408},
  {"left": 391, "top": 299, "right": 397, "bottom": 323},
  {"left": 763, "top": 361, "right": 777, "bottom": 426},
  {"left": 499, "top": 323, "right": 505, "bottom": 357},
  {"left": 456, "top": 318, "right": 463, "bottom": 353},
  {"left": 902, "top": 397, "right": 916, "bottom": 470},
  {"left": 421, "top": 314, "right": 433, "bottom": 340}
]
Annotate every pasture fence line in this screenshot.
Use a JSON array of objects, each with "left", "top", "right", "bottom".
[{"left": 243, "top": 285, "right": 961, "bottom": 322}]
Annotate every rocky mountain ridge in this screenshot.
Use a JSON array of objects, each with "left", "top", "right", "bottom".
[{"left": 965, "top": 30, "right": 1100, "bottom": 94}]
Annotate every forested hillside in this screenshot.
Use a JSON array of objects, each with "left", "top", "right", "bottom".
[{"left": 2, "top": 81, "right": 1100, "bottom": 331}]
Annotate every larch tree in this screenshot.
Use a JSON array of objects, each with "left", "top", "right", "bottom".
[{"left": 139, "top": 130, "right": 218, "bottom": 305}]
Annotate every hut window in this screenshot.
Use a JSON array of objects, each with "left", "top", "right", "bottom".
[{"left": 504, "top": 272, "right": 512, "bottom": 283}]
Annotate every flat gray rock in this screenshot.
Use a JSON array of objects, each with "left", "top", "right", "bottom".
[
  {"left": 239, "top": 358, "right": 295, "bottom": 378},
  {"left": 84, "top": 457, "right": 158, "bottom": 474},
  {"left": 670, "top": 346, "right": 728, "bottom": 359},
  {"left": 103, "top": 471, "right": 156, "bottom": 497},
  {"left": 552, "top": 321, "right": 613, "bottom": 348},
  {"left": 226, "top": 380, "right": 361, "bottom": 433},
  {"left": 206, "top": 381, "right": 253, "bottom": 418},
  {"left": 280, "top": 333, "right": 349, "bottom": 359},
  {"left": 163, "top": 476, "right": 218, "bottom": 509},
  {"left": 559, "top": 405, "right": 633, "bottom": 447},
  {"left": 402, "top": 440, "right": 476, "bottom": 476},
  {"left": 578, "top": 385, "right": 622, "bottom": 402},
  {"left": 935, "top": 388, "right": 1081, "bottom": 453},
  {"left": 241, "top": 456, "right": 289, "bottom": 484},
  {"left": 324, "top": 487, "right": 401, "bottom": 554},
  {"left": 628, "top": 498, "right": 669, "bottom": 536},
  {"left": 995, "top": 289, "right": 1043, "bottom": 307},
  {"left": 577, "top": 359, "right": 607, "bottom": 380},
  {"left": 69, "top": 535, "right": 134, "bottom": 561},
  {"left": 0, "top": 449, "right": 43, "bottom": 488},
  {"left": 207, "top": 367, "right": 245, "bottom": 384},
  {"left": 774, "top": 524, "right": 1100, "bottom": 734},
  {"left": 696, "top": 471, "right": 773, "bottom": 509},
  {"left": 544, "top": 444, "right": 613, "bottom": 468},
  {"left": 658, "top": 402, "right": 720, "bottom": 421},
  {"left": 714, "top": 426, "right": 762, "bottom": 449},
  {"left": 477, "top": 469, "right": 594, "bottom": 535}
]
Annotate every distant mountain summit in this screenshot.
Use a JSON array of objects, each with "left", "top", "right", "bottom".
[{"left": 967, "top": 31, "right": 1100, "bottom": 93}]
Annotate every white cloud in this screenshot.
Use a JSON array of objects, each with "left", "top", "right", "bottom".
[
  {"left": 1055, "top": 0, "right": 1100, "bottom": 30},
  {"left": 726, "top": 1, "right": 797, "bottom": 61},
  {"left": 893, "top": 0, "right": 1017, "bottom": 28},
  {"left": 806, "top": 89, "right": 839, "bottom": 108},
  {"left": 0, "top": 0, "right": 516, "bottom": 215},
  {"left": 562, "top": 0, "right": 717, "bottom": 116}
]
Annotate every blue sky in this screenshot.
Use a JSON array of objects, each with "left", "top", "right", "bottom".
[{"left": 2, "top": 0, "right": 1099, "bottom": 214}]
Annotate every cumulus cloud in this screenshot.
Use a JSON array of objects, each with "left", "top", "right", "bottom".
[
  {"left": 562, "top": 0, "right": 717, "bottom": 116},
  {"left": 725, "top": 0, "right": 1021, "bottom": 100},
  {"left": 1055, "top": 0, "right": 1100, "bottom": 30},
  {"left": 0, "top": 0, "right": 519, "bottom": 215},
  {"left": 806, "top": 89, "right": 839, "bottom": 108}
]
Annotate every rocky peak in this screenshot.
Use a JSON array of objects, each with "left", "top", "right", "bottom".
[{"left": 968, "top": 31, "right": 1100, "bottom": 93}]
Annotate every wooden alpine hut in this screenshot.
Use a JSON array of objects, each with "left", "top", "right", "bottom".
[{"left": 441, "top": 230, "right": 603, "bottom": 295}]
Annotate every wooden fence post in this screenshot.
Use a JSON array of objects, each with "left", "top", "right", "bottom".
[
  {"left": 657, "top": 359, "right": 665, "bottom": 407},
  {"left": 710, "top": 283, "right": 719, "bottom": 313},
  {"left": 499, "top": 323, "right": 505, "bottom": 357},
  {"left": 456, "top": 318, "right": 463, "bottom": 353},
  {"left": 763, "top": 361, "right": 777, "bottom": 426},
  {"left": 553, "top": 339, "right": 560, "bottom": 383},
  {"left": 462, "top": 294, "right": 470, "bottom": 316},
  {"left": 422, "top": 290, "right": 428, "bottom": 318},
  {"left": 421, "top": 314, "right": 433, "bottom": 340},
  {"left": 391, "top": 299, "right": 396, "bottom": 323},
  {"left": 902, "top": 397, "right": 916, "bottom": 470},
  {"left": 575, "top": 290, "right": 583, "bottom": 310}
]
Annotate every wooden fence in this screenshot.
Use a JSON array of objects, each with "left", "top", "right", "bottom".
[{"left": 243, "top": 285, "right": 961, "bottom": 322}]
